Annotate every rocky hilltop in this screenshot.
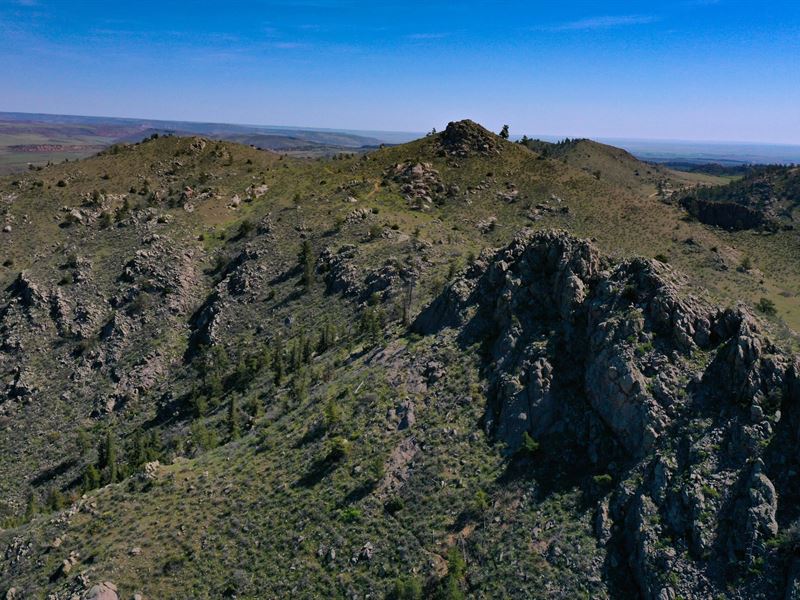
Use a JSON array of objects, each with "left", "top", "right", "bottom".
[{"left": 1, "top": 122, "right": 799, "bottom": 598}]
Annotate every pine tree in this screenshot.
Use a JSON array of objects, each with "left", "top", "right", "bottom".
[
  {"left": 244, "top": 395, "right": 263, "bottom": 421},
  {"left": 25, "top": 492, "right": 39, "bottom": 521},
  {"left": 234, "top": 356, "right": 250, "bottom": 391},
  {"left": 228, "top": 396, "right": 240, "bottom": 439},
  {"left": 302, "top": 333, "right": 313, "bottom": 364},
  {"left": 499, "top": 124, "right": 510, "bottom": 139},
  {"left": 99, "top": 430, "right": 118, "bottom": 484},
  {"left": 323, "top": 396, "right": 343, "bottom": 432},
  {"left": 292, "top": 368, "right": 310, "bottom": 403},
  {"left": 273, "top": 336, "right": 285, "bottom": 385},
  {"left": 47, "top": 488, "right": 65, "bottom": 511},
  {"left": 190, "top": 420, "right": 218, "bottom": 451},
  {"left": 83, "top": 464, "right": 101, "bottom": 491},
  {"left": 191, "top": 386, "right": 208, "bottom": 418},
  {"left": 360, "top": 307, "right": 383, "bottom": 345},
  {"left": 435, "top": 547, "right": 467, "bottom": 599},
  {"left": 76, "top": 429, "right": 90, "bottom": 456},
  {"left": 299, "top": 240, "right": 315, "bottom": 291}
]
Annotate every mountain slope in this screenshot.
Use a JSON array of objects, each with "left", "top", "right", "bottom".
[{"left": 1, "top": 121, "right": 800, "bottom": 598}]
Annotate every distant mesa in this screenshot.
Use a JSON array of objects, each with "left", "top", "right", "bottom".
[{"left": 8, "top": 143, "right": 106, "bottom": 153}]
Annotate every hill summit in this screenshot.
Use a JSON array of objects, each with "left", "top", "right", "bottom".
[{"left": 438, "top": 119, "right": 505, "bottom": 157}]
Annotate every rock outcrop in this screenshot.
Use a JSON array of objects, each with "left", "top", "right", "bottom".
[
  {"left": 438, "top": 120, "right": 504, "bottom": 158},
  {"left": 387, "top": 162, "right": 447, "bottom": 210},
  {"left": 415, "top": 229, "right": 800, "bottom": 599}
]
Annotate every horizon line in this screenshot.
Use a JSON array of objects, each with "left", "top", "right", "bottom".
[{"left": 2, "top": 109, "right": 799, "bottom": 149}]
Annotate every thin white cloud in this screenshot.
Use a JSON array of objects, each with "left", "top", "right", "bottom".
[
  {"left": 545, "top": 14, "right": 657, "bottom": 32},
  {"left": 406, "top": 32, "right": 448, "bottom": 40},
  {"left": 270, "top": 41, "right": 309, "bottom": 49}
]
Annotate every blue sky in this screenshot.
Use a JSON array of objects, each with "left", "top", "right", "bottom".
[{"left": 1, "top": 0, "right": 798, "bottom": 143}]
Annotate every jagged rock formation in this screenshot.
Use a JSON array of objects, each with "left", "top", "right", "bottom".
[
  {"left": 318, "top": 245, "right": 418, "bottom": 305},
  {"left": 415, "top": 229, "right": 800, "bottom": 599}
]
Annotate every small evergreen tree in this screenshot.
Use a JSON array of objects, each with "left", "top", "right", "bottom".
[
  {"left": 76, "top": 429, "right": 90, "bottom": 456},
  {"left": 190, "top": 420, "right": 218, "bottom": 451},
  {"left": 499, "top": 124, "right": 510, "bottom": 139},
  {"left": 323, "top": 396, "right": 343, "bottom": 432},
  {"left": 435, "top": 547, "right": 467, "bottom": 599},
  {"left": 47, "top": 488, "right": 66, "bottom": 511},
  {"left": 273, "top": 336, "right": 286, "bottom": 385},
  {"left": 191, "top": 387, "right": 208, "bottom": 418},
  {"left": 519, "top": 431, "right": 539, "bottom": 456},
  {"left": 228, "top": 396, "right": 241, "bottom": 439},
  {"left": 25, "top": 492, "right": 39, "bottom": 521},
  {"left": 299, "top": 240, "right": 315, "bottom": 291},
  {"left": 83, "top": 464, "right": 101, "bottom": 491},
  {"left": 302, "top": 333, "right": 313, "bottom": 364},
  {"left": 292, "top": 368, "right": 310, "bottom": 403},
  {"left": 98, "top": 430, "right": 118, "bottom": 484}
]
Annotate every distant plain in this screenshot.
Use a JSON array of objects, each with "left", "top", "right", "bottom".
[{"left": 2, "top": 112, "right": 799, "bottom": 176}]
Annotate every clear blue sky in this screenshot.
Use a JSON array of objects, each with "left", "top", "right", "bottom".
[{"left": 1, "top": 0, "right": 798, "bottom": 143}]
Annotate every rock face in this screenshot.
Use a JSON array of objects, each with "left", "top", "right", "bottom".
[
  {"left": 678, "top": 165, "right": 800, "bottom": 231},
  {"left": 415, "top": 229, "right": 800, "bottom": 599},
  {"left": 681, "top": 196, "right": 767, "bottom": 230}
]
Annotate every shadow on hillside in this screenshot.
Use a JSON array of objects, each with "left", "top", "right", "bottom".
[
  {"left": 31, "top": 457, "right": 79, "bottom": 486},
  {"left": 274, "top": 288, "right": 304, "bottom": 308},
  {"left": 295, "top": 457, "right": 338, "bottom": 488},
  {"left": 293, "top": 423, "right": 325, "bottom": 448},
  {"left": 269, "top": 265, "right": 301, "bottom": 286},
  {"left": 340, "top": 480, "right": 378, "bottom": 506}
]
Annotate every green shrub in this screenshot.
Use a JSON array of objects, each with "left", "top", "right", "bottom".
[
  {"left": 756, "top": 297, "right": 777, "bottom": 316},
  {"left": 328, "top": 436, "right": 351, "bottom": 461},
  {"left": 385, "top": 496, "right": 404, "bottom": 514},
  {"left": 518, "top": 431, "right": 539, "bottom": 456},
  {"left": 339, "top": 507, "right": 362, "bottom": 523},
  {"left": 387, "top": 576, "right": 424, "bottom": 600},
  {"left": 369, "top": 223, "right": 383, "bottom": 240},
  {"left": 739, "top": 255, "right": 752, "bottom": 271},
  {"left": 238, "top": 219, "right": 254, "bottom": 237},
  {"left": 191, "top": 421, "right": 218, "bottom": 451},
  {"left": 593, "top": 474, "right": 613, "bottom": 486}
]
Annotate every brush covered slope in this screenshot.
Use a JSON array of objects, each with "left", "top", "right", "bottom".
[{"left": 1, "top": 121, "right": 800, "bottom": 598}]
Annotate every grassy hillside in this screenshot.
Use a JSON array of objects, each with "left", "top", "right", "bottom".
[{"left": 2, "top": 121, "right": 800, "bottom": 598}]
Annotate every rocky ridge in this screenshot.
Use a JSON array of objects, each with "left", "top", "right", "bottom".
[{"left": 415, "top": 229, "right": 800, "bottom": 599}]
